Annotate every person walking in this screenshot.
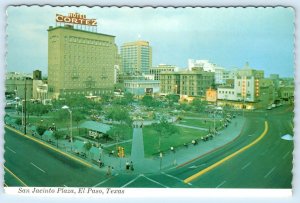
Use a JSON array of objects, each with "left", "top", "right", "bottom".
[
  {"left": 125, "top": 161, "right": 130, "bottom": 171},
  {"left": 130, "top": 161, "right": 134, "bottom": 172}
]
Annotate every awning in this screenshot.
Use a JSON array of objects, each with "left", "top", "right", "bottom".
[{"left": 79, "top": 121, "right": 111, "bottom": 133}]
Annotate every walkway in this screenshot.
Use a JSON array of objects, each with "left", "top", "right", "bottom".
[{"left": 174, "top": 123, "right": 208, "bottom": 131}]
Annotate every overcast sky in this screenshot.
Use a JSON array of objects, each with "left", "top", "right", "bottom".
[{"left": 6, "top": 6, "right": 295, "bottom": 77}]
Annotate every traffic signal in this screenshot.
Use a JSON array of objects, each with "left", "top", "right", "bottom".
[
  {"left": 117, "top": 146, "right": 121, "bottom": 157},
  {"left": 117, "top": 146, "right": 125, "bottom": 157},
  {"left": 121, "top": 147, "right": 125, "bottom": 158}
]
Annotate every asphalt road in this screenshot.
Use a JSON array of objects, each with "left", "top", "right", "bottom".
[
  {"left": 4, "top": 127, "right": 110, "bottom": 187},
  {"left": 4, "top": 105, "right": 293, "bottom": 188}
]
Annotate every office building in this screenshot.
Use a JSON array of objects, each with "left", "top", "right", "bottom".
[
  {"left": 150, "top": 64, "right": 178, "bottom": 80},
  {"left": 217, "top": 65, "right": 265, "bottom": 109},
  {"left": 47, "top": 25, "right": 118, "bottom": 99},
  {"left": 160, "top": 69, "right": 214, "bottom": 97},
  {"left": 121, "top": 41, "right": 152, "bottom": 75}
]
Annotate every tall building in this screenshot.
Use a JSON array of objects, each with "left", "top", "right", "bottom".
[
  {"left": 150, "top": 64, "right": 178, "bottom": 80},
  {"left": 121, "top": 41, "right": 152, "bottom": 75},
  {"left": 47, "top": 25, "right": 118, "bottom": 99},
  {"left": 160, "top": 69, "right": 214, "bottom": 97}
]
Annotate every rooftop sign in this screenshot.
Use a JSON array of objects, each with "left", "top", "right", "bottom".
[{"left": 56, "top": 13, "right": 97, "bottom": 26}]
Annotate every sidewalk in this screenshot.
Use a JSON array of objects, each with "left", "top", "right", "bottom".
[
  {"left": 5, "top": 114, "right": 246, "bottom": 175},
  {"left": 98, "top": 115, "right": 245, "bottom": 174}
]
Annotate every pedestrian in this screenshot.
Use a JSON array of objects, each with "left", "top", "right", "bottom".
[
  {"left": 130, "top": 161, "right": 134, "bottom": 172},
  {"left": 126, "top": 161, "right": 130, "bottom": 171}
]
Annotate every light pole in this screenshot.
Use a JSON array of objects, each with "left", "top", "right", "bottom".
[{"left": 62, "top": 105, "right": 73, "bottom": 143}]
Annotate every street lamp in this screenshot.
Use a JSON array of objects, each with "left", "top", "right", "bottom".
[{"left": 62, "top": 105, "right": 73, "bottom": 143}]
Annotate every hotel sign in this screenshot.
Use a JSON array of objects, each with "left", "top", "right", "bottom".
[{"left": 56, "top": 13, "right": 97, "bottom": 26}]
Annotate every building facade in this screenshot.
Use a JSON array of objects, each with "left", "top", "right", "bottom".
[
  {"left": 160, "top": 70, "right": 214, "bottom": 97},
  {"left": 124, "top": 79, "right": 160, "bottom": 96},
  {"left": 217, "top": 66, "right": 265, "bottom": 109},
  {"left": 121, "top": 41, "right": 152, "bottom": 75},
  {"left": 150, "top": 64, "right": 177, "bottom": 80},
  {"left": 47, "top": 25, "right": 118, "bottom": 99},
  {"left": 5, "top": 72, "right": 33, "bottom": 100}
]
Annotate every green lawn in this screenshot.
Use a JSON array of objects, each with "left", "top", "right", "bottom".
[
  {"left": 179, "top": 118, "right": 224, "bottom": 129},
  {"left": 142, "top": 125, "right": 208, "bottom": 157}
]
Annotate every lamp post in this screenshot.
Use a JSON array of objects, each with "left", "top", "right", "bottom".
[{"left": 62, "top": 105, "right": 73, "bottom": 143}]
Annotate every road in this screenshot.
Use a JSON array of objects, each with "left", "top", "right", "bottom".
[{"left": 4, "top": 105, "right": 293, "bottom": 188}]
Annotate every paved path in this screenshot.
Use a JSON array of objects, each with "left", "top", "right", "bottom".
[{"left": 174, "top": 123, "right": 208, "bottom": 131}]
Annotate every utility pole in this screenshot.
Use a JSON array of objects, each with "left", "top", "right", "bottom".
[{"left": 24, "top": 77, "right": 27, "bottom": 134}]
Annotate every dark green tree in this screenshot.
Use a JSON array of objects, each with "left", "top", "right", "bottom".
[
  {"left": 53, "top": 131, "right": 64, "bottom": 148},
  {"left": 166, "top": 94, "right": 180, "bottom": 106},
  {"left": 84, "top": 142, "right": 92, "bottom": 156},
  {"left": 141, "top": 95, "right": 154, "bottom": 107},
  {"left": 73, "top": 111, "right": 85, "bottom": 129},
  {"left": 106, "top": 106, "right": 131, "bottom": 125},
  {"left": 36, "top": 125, "right": 47, "bottom": 139},
  {"left": 152, "top": 117, "right": 179, "bottom": 152},
  {"left": 15, "top": 118, "right": 22, "bottom": 126}
]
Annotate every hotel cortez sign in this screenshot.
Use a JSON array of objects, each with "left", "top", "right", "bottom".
[{"left": 56, "top": 13, "right": 97, "bottom": 26}]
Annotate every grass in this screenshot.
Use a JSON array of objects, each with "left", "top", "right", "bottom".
[
  {"left": 179, "top": 118, "right": 224, "bottom": 129},
  {"left": 142, "top": 125, "right": 208, "bottom": 157}
]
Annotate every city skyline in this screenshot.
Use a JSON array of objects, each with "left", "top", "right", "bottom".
[{"left": 7, "top": 6, "right": 294, "bottom": 77}]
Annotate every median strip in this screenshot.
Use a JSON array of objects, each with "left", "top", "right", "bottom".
[
  {"left": 184, "top": 121, "right": 269, "bottom": 184},
  {"left": 5, "top": 125, "right": 92, "bottom": 168},
  {"left": 4, "top": 166, "right": 28, "bottom": 187}
]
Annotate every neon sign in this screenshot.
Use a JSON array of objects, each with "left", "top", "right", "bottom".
[{"left": 56, "top": 13, "right": 97, "bottom": 26}]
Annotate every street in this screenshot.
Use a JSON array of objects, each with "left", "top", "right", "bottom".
[{"left": 4, "top": 105, "right": 293, "bottom": 188}]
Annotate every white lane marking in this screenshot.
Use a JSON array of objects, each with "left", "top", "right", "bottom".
[
  {"left": 6, "top": 147, "right": 16, "bottom": 154},
  {"left": 92, "top": 174, "right": 119, "bottom": 187},
  {"left": 121, "top": 174, "right": 142, "bottom": 188},
  {"left": 30, "top": 162, "right": 46, "bottom": 173},
  {"left": 241, "top": 162, "right": 252, "bottom": 170},
  {"left": 282, "top": 151, "right": 290, "bottom": 159},
  {"left": 216, "top": 180, "right": 226, "bottom": 188},
  {"left": 189, "top": 163, "right": 207, "bottom": 169},
  {"left": 161, "top": 172, "right": 192, "bottom": 185},
  {"left": 142, "top": 175, "right": 169, "bottom": 188},
  {"left": 264, "top": 167, "right": 276, "bottom": 178}
]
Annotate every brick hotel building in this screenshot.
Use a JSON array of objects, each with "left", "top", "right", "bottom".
[{"left": 47, "top": 25, "right": 118, "bottom": 99}]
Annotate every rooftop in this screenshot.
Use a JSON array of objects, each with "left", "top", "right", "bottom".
[{"left": 47, "top": 25, "right": 115, "bottom": 38}]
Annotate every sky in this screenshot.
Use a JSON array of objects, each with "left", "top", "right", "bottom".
[{"left": 6, "top": 6, "right": 295, "bottom": 77}]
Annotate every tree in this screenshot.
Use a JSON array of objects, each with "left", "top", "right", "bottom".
[
  {"left": 106, "top": 105, "right": 132, "bottom": 125},
  {"left": 54, "top": 109, "right": 69, "bottom": 121},
  {"left": 124, "top": 92, "right": 134, "bottom": 104},
  {"left": 84, "top": 142, "right": 92, "bottom": 156},
  {"left": 15, "top": 118, "right": 22, "bottom": 126},
  {"left": 36, "top": 125, "right": 47, "bottom": 139},
  {"left": 72, "top": 111, "right": 85, "bottom": 129},
  {"left": 107, "top": 124, "right": 130, "bottom": 144},
  {"left": 53, "top": 131, "right": 64, "bottom": 148},
  {"left": 153, "top": 117, "right": 179, "bottom": 152},
  {"left": 166, "top": 94, "right": 180, "bottom": 107},
  {"left": 191, "top": 98, "right": 205, "bottom": 112},
  {"left": 141, "top": 95, "right": 155, "bottom": 107}
]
